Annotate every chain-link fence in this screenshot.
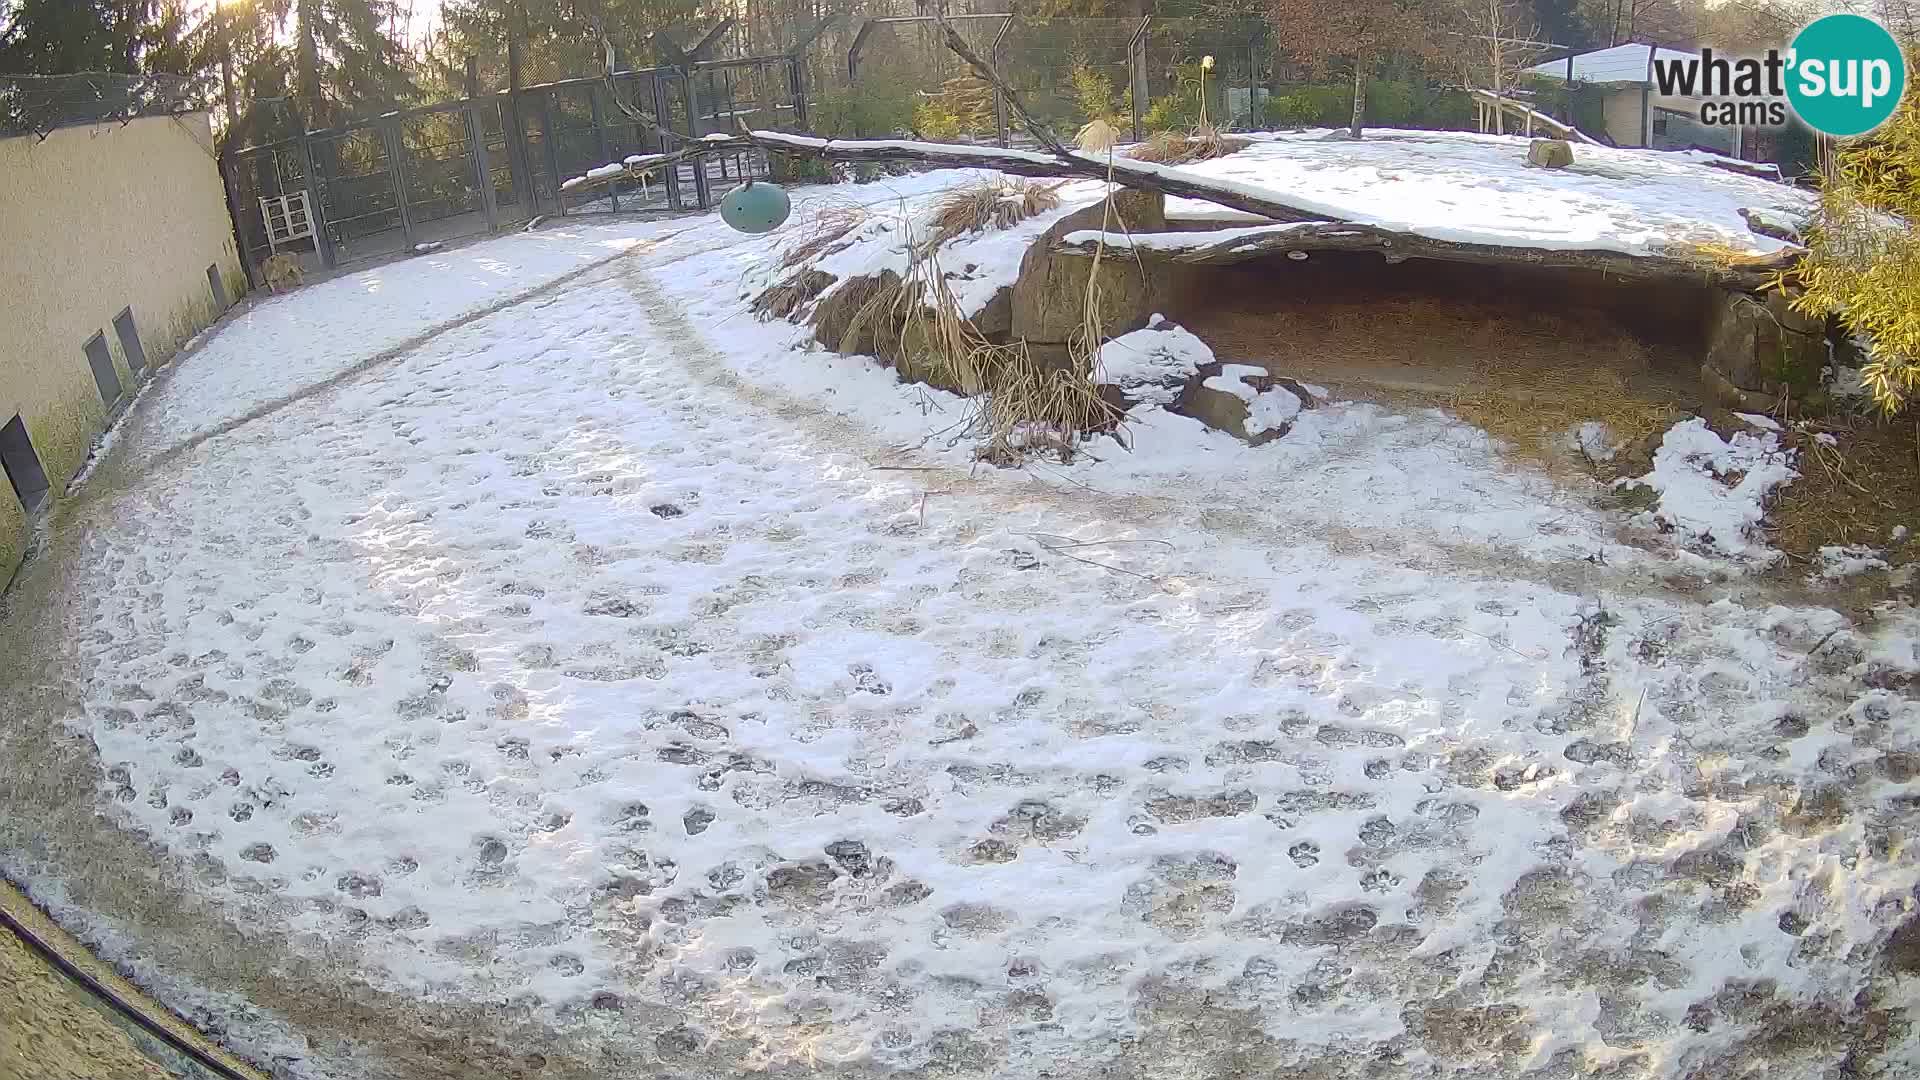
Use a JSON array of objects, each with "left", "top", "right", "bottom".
[
  {"left": 0, "top": 72, "right": 201, "bottom": 141},
  {"left": 826, "top": 15, "right": 1490, "bottom": 144}
]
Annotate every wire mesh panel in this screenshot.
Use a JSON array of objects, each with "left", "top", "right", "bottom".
[
  {"left": 310, "top": 127, "right": 402, "bottom": 263},
  {"left": 0, "top": 72, "right": 199, "bottom": 139},
  {"left": 1144, "top": 19, "right": 1271, "bottom": 133},
  {"left": 997, "top": 17, "right": 1141, "bottom": 144},
  {"left": 396, "top": 104, "right": 490, "bottom": 245},
  {"left": 474, "top": 97, "right": 533, "bottom": 225},
  {"left": 840, "top": 16, "right": 1009, "bottom": 141}
]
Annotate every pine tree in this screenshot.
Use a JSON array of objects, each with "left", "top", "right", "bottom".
[
  {"left": 280, "top": 0, "right": 417, "bottom": 128},
  {"left": 0, "top": 0, "right": 125, "bottom": 74}
]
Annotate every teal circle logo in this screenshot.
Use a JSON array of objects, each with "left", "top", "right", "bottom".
[{"left": 1787, "top": 14, "right": 1907, "bottom": 137}]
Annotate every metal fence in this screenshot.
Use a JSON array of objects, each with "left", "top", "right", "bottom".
[
  {"left": 0, "top": 72, "right": 201, "bottom": 140},
  {"left": 222, "top": 51, "right": 802, "bottom": 281},
  {"left": 837, "top": 16, "right": 1273, "bottom": 145}
]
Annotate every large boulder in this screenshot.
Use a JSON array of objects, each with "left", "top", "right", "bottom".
[
  {"left": 1702, "top": 288, "right": 1829, "bottom": 401},
  {"left": 1758, "top": 288, "right": 1829, "bottom": 390},
  {"left": 1703, "top": 291, "right": 1770, "bottom": 391},
  {"left": 1011, "top": 191, "right": 1166, "bottom": 346},
  {"left": 1173, "top": 361, "right": 1319, "bottom": 445},
  {"left": 1526, "top": 139, "right": 1574, "bottom": 168}
]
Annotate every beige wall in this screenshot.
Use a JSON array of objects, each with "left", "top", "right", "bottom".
[
  {"left": 1602, "top": 88, "right": 1649, "bottom": 146},
  {"left": 0, "top": 111, "right": 243, "bottom": 581}
]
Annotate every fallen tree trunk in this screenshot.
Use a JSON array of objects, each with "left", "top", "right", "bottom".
[
  {"left": 1051, "top": 221, "right": 1800, "bottom": 290},
  {"left": 569, "top": 130, "right": 1331, "bottom": 223}
]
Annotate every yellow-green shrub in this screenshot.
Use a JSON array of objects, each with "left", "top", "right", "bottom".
[{"left": 1789, "top": 96, "right": 1920, "bottom": 413}]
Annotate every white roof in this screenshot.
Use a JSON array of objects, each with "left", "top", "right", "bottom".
[{"left": 1526, "top": 43, "right": 1700, "bottom": 86}]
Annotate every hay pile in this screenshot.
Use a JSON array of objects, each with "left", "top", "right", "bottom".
[
  {"left": 1126, "top": 126, "right": 1250, "bottom": 165},
  {"left": 1446, "top": 352, "right": 1683, "bottom": 470},
  {"left": 926, "top": 179, "right": 1062, "bottom": 247}
]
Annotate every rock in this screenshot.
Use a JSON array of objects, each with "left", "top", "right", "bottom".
[
  {"left": 972, "top": 285, "right": 1013, "bottom": 340},
  {"left": 811, "top": 270, "right": 905, "bottom": 358},
  {"left": 1172, "top": 361, "right": 1319, "bottom": 445},
  {"left": 1109, "top": 186, "right": 1167, "bottom": 233},
  {"left": 1526, "top": 139, "right": 1574, "bottom": 168},
  {"left": 1759, "top": 288, "right": 1829, "bottom": 390},
  {"left": 1011, "top": 195, "right": 1162, "bottom": 346},
  {"left": 1095, "top": 315, "right": 1214, "bottom": 409},
  {"left": 1703, "top": 291, "right": 1770, "bottom": 391}
]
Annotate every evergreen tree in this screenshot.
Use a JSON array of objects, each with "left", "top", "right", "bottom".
[
  {"left": 279, "top": 0, "right": 417, "bottom": 127},
  {"left": 0, "top": 0, "right": 125, "bottom": 73}
]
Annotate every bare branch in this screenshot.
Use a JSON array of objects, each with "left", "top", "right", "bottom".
[{"left": 930, "top": 5, "right": 1070, "bottom": 160}]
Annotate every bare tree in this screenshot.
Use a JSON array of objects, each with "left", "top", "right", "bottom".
[
  {"left": 1267, "top": 0, "right": 1450, "bottom": 138},
  {"left": 1453, "top": 0, "right": 1543, "bottom": 132}
]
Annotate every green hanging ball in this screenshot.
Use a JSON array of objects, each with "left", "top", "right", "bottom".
[{"left": 719, "top": 181, "right": 791, "bottom": 235}]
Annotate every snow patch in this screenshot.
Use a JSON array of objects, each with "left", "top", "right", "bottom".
[
  {"left": 1094, "top": 315, "right": 1212, "bottom": 405},
  {"left": 1818, "top": 544, "right": 1890, "bottom": 578},
  {"left": 1621, "top": 417, "right": 1797, "bottom": 561}
]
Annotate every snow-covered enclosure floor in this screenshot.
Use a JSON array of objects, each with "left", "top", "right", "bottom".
[{"left": 3, "top": 167, "right": 1917, "bottom": 1080}]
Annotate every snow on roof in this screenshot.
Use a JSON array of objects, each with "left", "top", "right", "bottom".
[{"left": 1526, "top": 43, "right": 1701, "bottom": 86}]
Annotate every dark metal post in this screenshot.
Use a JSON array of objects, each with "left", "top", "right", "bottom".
[
  {"left": 653, "top": 74, "right": 683, "bottom": 211},
  {"left": 1129, "top": 17, "right": 1151, "bottom": 142},
  {"left": 991, "top": 15, "right": 1013, "bottom": 147},
  {"left": 789, "top": 56, "right": 809, "bottom": 129},
  {"left": 462, "top": 55, "right": 498, "bottom": 229},
  {"left": 295, "top": 127, "right": 336, "bottom": 268},
  {"left": 684, "top": 69, "right": 711, "bottom": 207},
  {"left": 589, "top": 86, "right": 618, "bottom": 211},
  {"left": 467, "top": 107, "right": 499, "bottom": 230},
  {"left": 218, "top": 150, "right": 261, "bottom": 288},
  {"left": 1564, "top": 53, "right": 1575, "bottom": 125},
  {"left": 538, "top": 90, "right": 565, "bottom": 216},
  {"left": 379, "top": 117, "right": 417, "bottom": 247}
]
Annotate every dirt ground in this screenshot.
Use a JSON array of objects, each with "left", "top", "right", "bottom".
[
  {"left": 1164, "top": 251, "right": 1920, "bottom": 606},
  {"left": 1, "top": 880, "right": 265, "bottom": 1080}
]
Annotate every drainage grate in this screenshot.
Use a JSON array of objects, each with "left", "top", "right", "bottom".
[
  {"left": 82, "top": 330, "right": 121, "bottom": 404},
  {"left": 113, "top": 306, "right": 147, "bottom": 372},
  {"left": 1, "top": 414, "right": 51, "bottom": 512}
]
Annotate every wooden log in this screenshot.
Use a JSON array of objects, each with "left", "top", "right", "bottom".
[
  {"left": 1051, "top": 221, "right": 1800, "bottom": 290},
  {"left": 554, "top": 129, "right": 1800, "bottom": 289}
]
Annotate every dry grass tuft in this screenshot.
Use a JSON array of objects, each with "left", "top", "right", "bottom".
[
  {"left": 806, "top": 227, "right": 1121, "bottom": 463},
  {"left": 1126, "top": 125, "right": 1251, "bottom": 165},
  {"left": 781, "top": 204, "right": 871, "bottom": 270},
  {"left": 928, "top": 179, "right": 1063, "bottom": 246},
  {"left": 1768, "top": 416, "right": 1920, "bottom": 567},
  {"left": 750, "top": 270, "right": 837, "bottom": 322}
]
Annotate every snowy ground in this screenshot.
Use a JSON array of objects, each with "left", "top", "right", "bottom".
[{"left": 3, "top": 159, "right": 1918, "bottom": 1080}]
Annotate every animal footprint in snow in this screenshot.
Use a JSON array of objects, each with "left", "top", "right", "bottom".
[
  {"left": 848, "top": 663, "right": 890, "bottom": 695},
  {"left": 1360, "top": 868, "right": 1400, "bottom": 893},
  {"left": 1289, "top": 841, "right": 1321, "bottom": 868}
]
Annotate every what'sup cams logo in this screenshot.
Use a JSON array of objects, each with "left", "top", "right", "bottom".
[{"left": 1651, "top": 13, "right": 1908, "bottom": 137}]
